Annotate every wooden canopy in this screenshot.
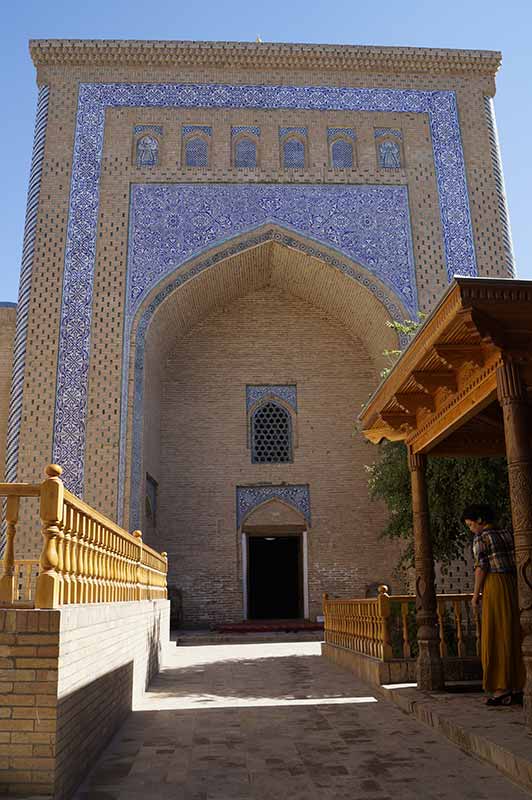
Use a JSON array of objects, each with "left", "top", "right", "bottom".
[{"left": 359, "top": 277, "right": 532, "bottom": 457}]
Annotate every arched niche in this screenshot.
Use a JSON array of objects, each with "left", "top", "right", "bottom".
[{"left": 122, "top": 231, "right": 405, "bottom": 531}]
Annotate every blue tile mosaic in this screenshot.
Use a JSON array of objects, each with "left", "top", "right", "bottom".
[
  {"left": 283, "top": 138, "right": 305, "bottom": 169},
  {"left": 52, "top": 81, "right": 477, "bottom": 501},
  {"left": 232, "top": 126, "right": 261, "bottom": 137},
  {"left": 182, "top": 125, "right": 212, "bottom": 136},
  {"left": 379, "top": 140, "right": 401, "bottom": 169},
  {"left": 331, "top": 139, "right": 353, "bottom": 169},
  {"left": 136, "top": 135, "right": 159, "bottom": 167},
  {"left": 234, "top": 138, "right": 257, "bottom": 169},
  {"left": 327, "top": 127, "right": 355, "bottom": 141},
  {"left": 134, "top": 124, "right": 163, "bottom": 135},
  {"left": 236, "top": 484, "right": 310, "bottom": 528},
  {"left": 246, "top": 385, "right": 297, "bottom": 412},
  {"left": 374, "top": 128, "right": 402, "bottom": 140},
  {"left": 127, "top": 184, "right": 416, "bottom": 314},
  {"left": 185, "top": 137, "right": 209, "bottom": 167},
  {"left": 279, "top": 126, "right": 308, "bottom": 138}
]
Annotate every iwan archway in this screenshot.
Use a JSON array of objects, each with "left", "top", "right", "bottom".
[{"left": 123, "top": 231, "right": 407, "bottom": 625}]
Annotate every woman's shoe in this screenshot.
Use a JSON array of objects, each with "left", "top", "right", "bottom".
[
  {"left": 486, "top": 691, "right": 513, "bottom": 706},
  {"left": 512, "top": 691, "right": 524, "bottom": 705}
]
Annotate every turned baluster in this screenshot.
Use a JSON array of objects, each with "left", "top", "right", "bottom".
[
  {"left": 453, "top": 600, "right": 465, "bottom": 657},
  {"left": 401, "top": 602, "right": 412, "bottom": 659},
  {"left": 62, "top": 504, "right": 72, "bottom": 604},
  {"left": 378, "top": 585, "right": 392, "bottom": 661},
  {"left": 35, "top": 464, "right": 64, "bottom": 609},
  {"left": 0, "top": 495, "right": 20, "bottom": 603},
  {"left": 161, "top": 552, "right": 168, "bottom": 599},
  {"left": 437, "top": 600, "right": 447, "bottom": 658}
]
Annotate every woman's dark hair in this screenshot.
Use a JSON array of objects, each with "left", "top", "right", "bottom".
[{"left": 461, "top": 504, "right": 496, "bottom": 524}]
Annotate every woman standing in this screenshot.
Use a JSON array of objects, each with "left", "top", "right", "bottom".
[{"left": 462, "top": 504, "right": 525, "bottom": 706}]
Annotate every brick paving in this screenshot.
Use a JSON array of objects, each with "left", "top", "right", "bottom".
[{"left": 75, "top": 642, "right": 530, "bottom": 800}]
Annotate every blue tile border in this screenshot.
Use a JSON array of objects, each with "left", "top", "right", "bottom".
[
  {"left": 236, "top": 484, "right": 311, "bottom": 528},
  {"left": 51, "top": 81, "right": 476, "bottom": 500}
]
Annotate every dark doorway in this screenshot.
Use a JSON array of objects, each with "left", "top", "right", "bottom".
[{"left": 248, "top": 535, "right": 302, "bottom": 619}]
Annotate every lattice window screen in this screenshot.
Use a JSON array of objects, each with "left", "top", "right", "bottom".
[
  {"left": 185, "top": 137, "right": 209, "bottom": 167},
  {"left": 235, "top": 138, "right": 257, "bottom": 168},
  {"left": 251, "top": 401, "right": 292, "bottom": 463},
  {"left": 331, "top": 139, "right": 353, "bottom": 169}
]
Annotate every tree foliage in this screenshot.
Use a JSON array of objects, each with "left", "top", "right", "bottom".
[
  {"left": 366, "top": 317, "right": 512, "bottom": 568},
  {"left": 366, "top": 442, "right": 511, "bottom": 567}
]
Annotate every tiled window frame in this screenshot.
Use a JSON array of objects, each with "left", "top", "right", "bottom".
[
  {"left": 182, "top": 126, "right": 212, "bottom": 169},
  {"left": 328, "top": 134, "right": 356, "bottom": 170},
  {"left": 280, "top": 128, "right": 308, "bottom": 170},
  {"left": 232, "top": 131, "right": 260, "bottom": 169}
]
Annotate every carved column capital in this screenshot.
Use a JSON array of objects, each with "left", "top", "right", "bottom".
[
  {"left": 497, "top": 360, "right": 527, "bottom": 406},
  {"left": 408, "top": 448, "right": 426, "bottom": 473}
]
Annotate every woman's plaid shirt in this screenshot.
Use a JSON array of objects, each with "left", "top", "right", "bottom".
[{"left": 472, "top": 528, "right": 516, "bottom": 574}]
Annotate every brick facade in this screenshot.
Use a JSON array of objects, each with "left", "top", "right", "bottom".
[
  {"left": 0, "top": 307, "right": 16, "bottom": 482},
  {"left": 3, "top": 40, "right": 511, "bottom": 622},
  {"left": 0, "top": 601, "right": 170, "bottom": 798}
]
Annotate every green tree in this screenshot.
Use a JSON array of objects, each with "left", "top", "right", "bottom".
[{"left": 366, "top": 318, "right": 512, "bottom": 568}]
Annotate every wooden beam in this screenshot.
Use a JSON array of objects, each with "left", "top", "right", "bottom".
[
  {"left": 412, "top": 370, "right": 457, "bottom": 394},
  {"left": 433, "top": 343, "right": 484, "bottom": 370},
  {"left": 380, "top": 411, "right": 414, "bottom": 431},
  {"left": 457, "top": 307, "right": 507, "bottom": 348},
  {"left": 394, "top": 392, "right": 435, "bottom": 415}
]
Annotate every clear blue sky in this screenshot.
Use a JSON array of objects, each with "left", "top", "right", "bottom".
[{"left": 1, "top": 0, "right": 531, "bottom": 303}]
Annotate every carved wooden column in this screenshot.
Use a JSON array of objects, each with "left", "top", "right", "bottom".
[
  {"left": 408, "top": 448, "right": 444, "bottom": 690},
  {"left": 497, "top": 360, "right": 532, "bottom": 726}
]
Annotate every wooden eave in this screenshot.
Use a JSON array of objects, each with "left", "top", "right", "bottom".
[{"left": 359, "top": 277, "right": 532, "bottom": 456}]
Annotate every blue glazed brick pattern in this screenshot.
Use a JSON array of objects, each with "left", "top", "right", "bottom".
[
  {"left": 379, "top": 140, "right": 401, "bottom": 169},
  {"left": 134, "top": 124, "right": 163, "bottom": 135},
  {"left": 374, "top": 128, "right": 402, "bottom": 140},
  {"left": 327, "top": 127, "right": 355, "bottom": 141},
  {"left": 127, "top": 184, "right": 417, "bottom": 314},
  {"left": 232, "top": 126, "right": 261, "bottom": 137},
  {"left": 279, "top": 126, "right": 307, "bottom": 138},
  {"left": 246, "top": 385, "right": 297, "bottom": 412},
  {"left": 331, "top": 139, "right": 353, "bottom": 168},
  {"left": 283, "top": 138, "right": 305, "bottom": 169},
  {"left": 136, "top": 135, "right": 159, "bottom": 167},
  {"left": 234, "top": 138, "right": 257, "bottom": 168},
  {"left": 185, "top": 137, "right": 209, "bottom": 167},
  {"left": 182, "top": 125, "right": 212, "bottom": 136},
  {"left": 236, "top": 485, "right": 310, "bottom": 528},
  {"left": 53, "top": 81, "right": 477, "bottom": 499}
]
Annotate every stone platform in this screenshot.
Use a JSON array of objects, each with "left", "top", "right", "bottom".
[{"left": 74, "top": 640, "right": 530, "bottom": 799}]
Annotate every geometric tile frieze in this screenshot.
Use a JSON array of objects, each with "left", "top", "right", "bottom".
[{"left": 236, "top": 484, "right": 311, "bottom": 529}]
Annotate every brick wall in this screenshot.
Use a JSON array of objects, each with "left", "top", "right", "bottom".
[
  {"left": 0, "top": 600, "right": 170, "bottom": 798},
  {"left": 0, "top": 306, "right": 16, "bottom": 480},
  {"left": 154, "top": 286, "right": 401, "bottom": 625}
]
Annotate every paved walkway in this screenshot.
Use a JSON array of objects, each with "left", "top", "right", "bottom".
[{"left": 76, "top": 641, "right": 530, "bottom": 800}]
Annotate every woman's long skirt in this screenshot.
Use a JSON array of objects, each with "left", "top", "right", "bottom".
[{"left": 481, "top": 572, "right": 525, "bottom": 693}]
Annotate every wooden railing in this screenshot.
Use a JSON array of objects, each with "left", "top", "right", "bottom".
[
  {"left": 323, "top": 585, "right": 480, "bottom": 662},
  {"left": 0, "top": 465, "right": 168, "bottom": 608}
]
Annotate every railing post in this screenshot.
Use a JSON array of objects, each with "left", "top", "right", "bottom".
[
  {"left": 0, "top": 496, "right": 20, "bottom": 603},
  {"left": 133, "top": 530, "right": 143, "bottom": 600},
  {"left": 35, "top": 464, "right": 64, "bottom": 609},
  {"left": 377, "top": 585, "right": 393, "bottom": 660},
  {"left": 161, "top": 552, "right": 168, "bottom": 599},
  {"left": 408, "top": 448, "right": 444, "bottom": 690}
]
